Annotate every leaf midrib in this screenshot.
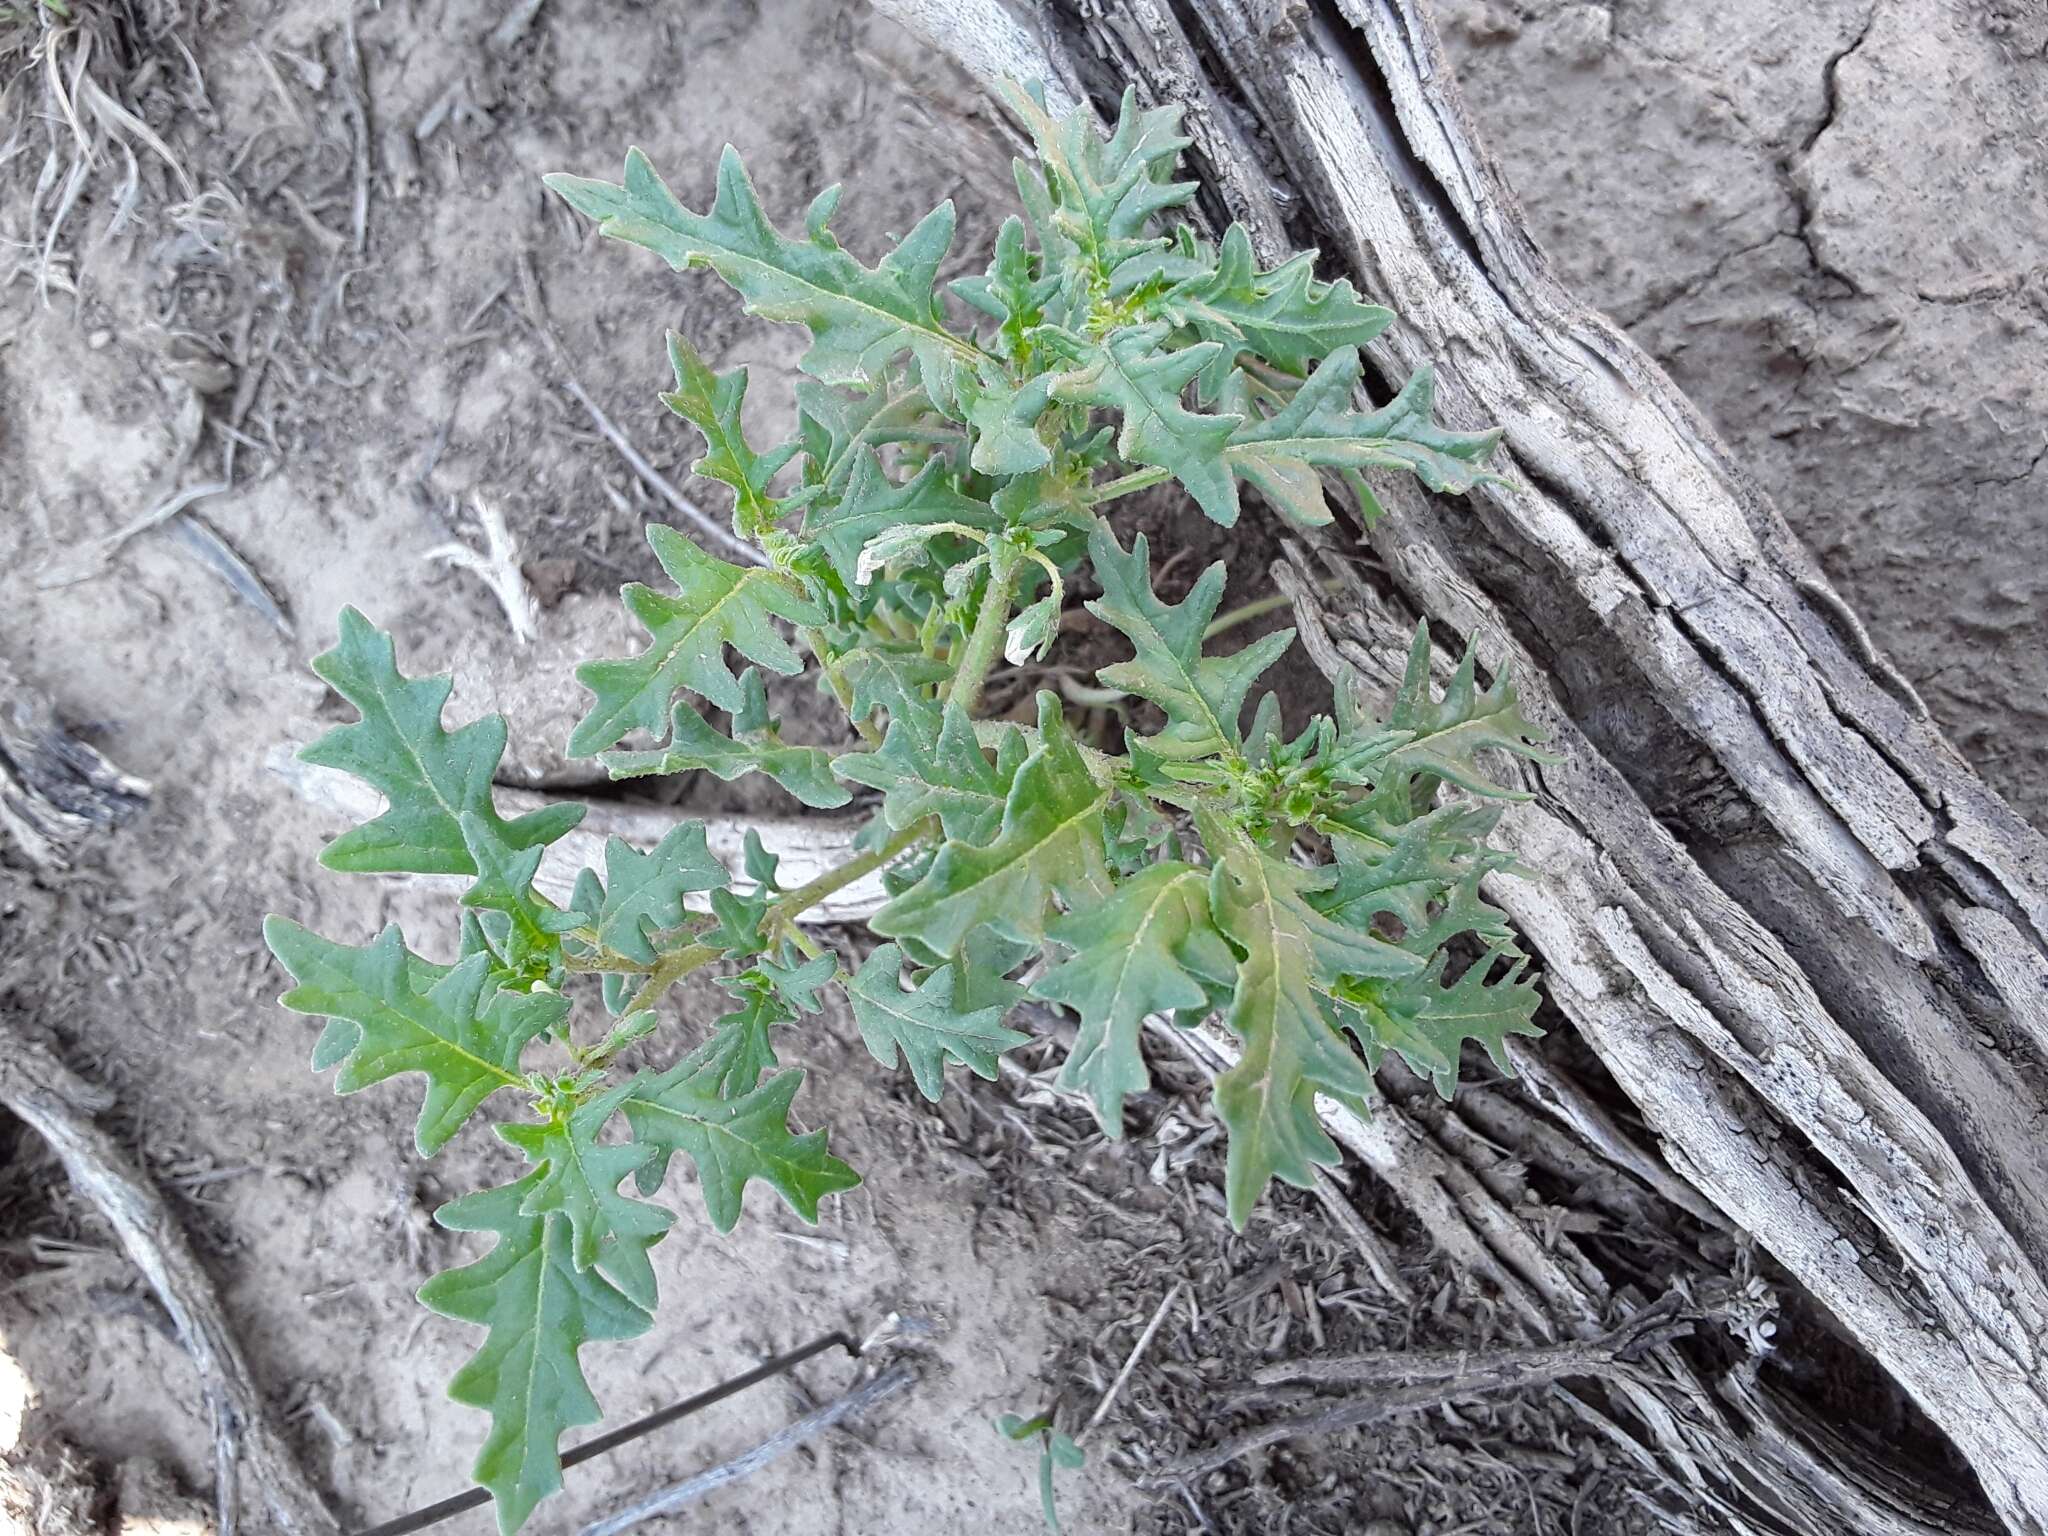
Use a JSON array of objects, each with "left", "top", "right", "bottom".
[
  {"left": 312, "top": 954, "right": 525, "bottom": 1091},
  {"left": 900, "top": 782, "right": 1109, "bottom": 922},
  {"left": 587, "top": 567, "right": 767, "bottom": 746},
  {"left": 1102, "top": 870, "right": 1203, "bottom": 1027},
  {"left": 693, "top": 245, "right": 980, "bottom": 367}
]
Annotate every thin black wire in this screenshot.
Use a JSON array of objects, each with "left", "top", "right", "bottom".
[{"left": 348, "top": 1330, "right": 861, "bottom": 1536}]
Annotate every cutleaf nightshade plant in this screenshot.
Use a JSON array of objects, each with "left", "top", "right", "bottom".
[{"left": 264, "top": 82, "right": 1551, "bottom": 1534}]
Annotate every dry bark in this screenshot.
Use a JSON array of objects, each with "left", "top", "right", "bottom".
[
  {"left": 0, "top": 659, "right": 150, "bottom": 870},
  {"left": 0, "top": 1023, "right": 341, "bottom": 1536},
  {"left": 870, "top": 0, "right": 2048, "bottom": 1531}
]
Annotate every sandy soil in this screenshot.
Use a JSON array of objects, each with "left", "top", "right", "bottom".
[{"left": 0, "top": 1, "right": 2032, "bottom": 1533}]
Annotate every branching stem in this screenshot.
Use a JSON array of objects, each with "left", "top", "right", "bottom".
[{"left": 625, "top": 817, "right": 937, "bottom": 1013}]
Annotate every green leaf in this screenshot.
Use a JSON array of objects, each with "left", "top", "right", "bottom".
[
  {"left": 1004, "top": 591, "right": 1060, "bottom": 666},
  {"left": 835, "top": 703, "right": 1023, "bottom": 841},
  {"left": 755, "top": 948, "right": 839, "bottom": 1013},
  {"left": 300, "top": 606, "right": 584, "bottom": 878},
  {"left": 1087, "top": 527, "right": 1294, "bottom": 762},
  {"left": 796, "top": 376, "right": 944, "bottom": 497},
  {"left": 1199, "top": 814, "right": 1421, "bottom": 1226},
  {"left": 687, "top": 986, "right": 789, "bottom": 1100},
  {"left": 871, "top": 693, "right": 1112, "bottom": 954},
  {"left": 1001, "top": 82, "right": 1195, "bottom": 274},
  {"left": 622, "top": 1064, "right": 858, "bottom": 1229},
  {"left": 1033, "top": 862, "right": 1232, "bottom": 1135},
  {"left": 838, "top": 643, "right": 950, "bottom": 731},
  {"left": 418, "top": 1174, "right": 654, "bottom": 1535},
  {"left": 1162, "top": 226, "right": 1392, "bottom": 378},
  {"left": 660, "top": 331, "right": 801, "bottom": 539},
  {"left": 951, "top": 927, "right": 1036, "bottom": 1013},
  {"left": 964, "top": 368, "right": 1056, "bottom": 476},
  {"left": 1380, "top": 623, "right": 1553, "bottom": 798},
  {"left": 1225, "top": 349, "right": 1505, "bottom": 526},
  {"left": 498, "top": 1083, "right": 675, "bottom": 1311},
  {"left": 952, "top": 215, "right": 1058, "bottom": 359},
  {"left": 1313, "top": 799, "right": 1507, "bottom": 940},
  {"left": 681, "top": 954, "right": 835, "bottom": 1099},
  {"left": 1327, "top": 950, "right": 1542, "bottom": 1097},
  {"left": 566, "top": 822, "right": 729, "bottom": 967},
  {"left": 847, "top": 942, "right": 1030, "bottom": 1100},
  {"left": 267, "top": 919, "right": 561, "bottom": 1156},
  {"left": 601, "top": 674, "right": 852, "bottom": 810},
  {"left": 1049, "top": 325, "right": 1242, "bottom": 525},
  {"left": 571, "top": 524, "right": 826, "bottom": 755},
  {"left": 803, "top": 450, "right": 1000, "bottom": 587},
  {"left": 546, "top": 146, "right": 975, "bottom": 401}
]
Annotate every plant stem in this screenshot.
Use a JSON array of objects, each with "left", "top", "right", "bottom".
[
  {"left": 625, "top": 942, "right": 723, "bottom": 1016},
  {"left": 1202, "top": 579, "right": 1346, "bottom": 641},
  {"left": 802, "top": 625, "right": 883, "bottom": 747},
  {"left": 1080, "top": 466, "right": 1172, "bottom": 506},
  {"left": 625, "top": 818, "right": 936, "bottom": 1013},
  {"left": 947, "top": 557, "right": 1017, "bottom": 717}
]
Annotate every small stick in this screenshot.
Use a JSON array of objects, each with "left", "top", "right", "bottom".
[
  {"left": 577, "top": 1365, "right": 917, "bottom": 1536},
  {"left": 422, "top": 495, "right": 536, "bottom": 643},
  {"left": 341, "top": 10, "right": 370, "bottom": 255},
  {"left": 1311, "top": 1166, "right": 1414, "bottom": 1304},
  {"left": 1081, "top": 1280, "right": 1182, "bottom": 1440},
  {"left": 35, "top": 479, "right": 232, "bottom": 589},
  {"left": 1160, "top": 1298, "right": 1698, "bottom": 1480},
  {"left": 489, "top": 0, "right": 547, "bottom": 51},
  {"left": 558, "top": 375, "right": 762, "bottom": 566}
]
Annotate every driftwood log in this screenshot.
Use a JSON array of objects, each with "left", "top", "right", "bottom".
[
  {"left": 866, "top": 2, "right": 2048, "bottom": 1532},
  {"left": 0, "top": 1023, "right": 341, "bottom": 1536}
]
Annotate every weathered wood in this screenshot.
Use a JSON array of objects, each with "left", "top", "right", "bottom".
[
  {"left": 0, "top": 1021, "right": 340, "bottom": 1536},
  {"left": 870, "top": 0, "right": 2048, "bottom": 1530},
  {"left": 0, "top": 659, "right": 150, "bottom": 869}
]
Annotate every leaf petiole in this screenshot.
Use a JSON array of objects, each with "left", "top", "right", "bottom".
[
  {"left": 625, "top": 817, "right": 938, "bottom": 1013},
  {"left": 1079, "top": 466, "right": 1172, "bottom": 506}
]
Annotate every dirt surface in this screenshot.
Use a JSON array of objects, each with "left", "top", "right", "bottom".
[
  {"left": 1438, "top": 0, "right": 2048, "bottom": 827},
  {"left": 0, "top": 0, "right": 2025, "bottom": 1533}
]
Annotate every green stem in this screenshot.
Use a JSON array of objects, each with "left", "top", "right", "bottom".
[
  {"left": 1202, "top": 579, "right": 1345, "bottom": 641},
  {"left": 1080, "top": 467, "right": 1171, "bottom": 506},
  {"left": 802, "top": 625, "right": 883, "bottom": 747},
  {"left": 624, "top": 942, "right": 723, "bottom": 1016},
  {"left": 946, "top": 557, "right": 1017, "bottom": 718},
  {"left": 625, "top": 817, "right": 936, "bottom": 1013}
]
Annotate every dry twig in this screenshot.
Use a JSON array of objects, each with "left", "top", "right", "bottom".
[{"left": 577, "top": 1365, "right": 916, "bottom": 1536}]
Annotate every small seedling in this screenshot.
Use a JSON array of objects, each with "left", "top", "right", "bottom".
[
  {"left": 265, "top": 81, "right": 1548, "bottom": 1533},
  {"left": 997, "top": 1411, "right": 1086, "bottom": 1532}
]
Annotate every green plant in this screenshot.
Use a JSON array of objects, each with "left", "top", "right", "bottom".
[
  {"left": 996, "top": 1411, "right": 1086, "bottom": 1531},
  {"left": 264, "top": 82, "right": 1548, "bottom": 1534}
]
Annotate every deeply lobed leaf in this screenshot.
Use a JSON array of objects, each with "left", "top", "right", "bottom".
[
  {"left": 1200, "top": 813, "right": 1420, "bottom": 1226},
  {"left": 418, "top": 1175, "right": 656, "bottom": 1535},
  {"left": 622, "top": 1062, "right": 859, "bottom": 1230},
  {"left": 546, "top": 146, "right": 975, "bottom": 403},
  {"left": 268, "top": 920, "right": 561, "bottom": 1156},
  {"left": 871, "top": 693, "right": 1112, "bottom": 954},
  {"left": 1087, "top": 527, "right": 1294, "bottom": 762},
  {"left": 1033, "top": 862, "right": 1234, "bottom": 1135},
  {"left": 570, "top": 524, "right": 825, "bottom": 755},
  {"left": 300, "top": 607, "right": 586, "bottom": 879},
  {"left": 847, "top": 942, "right": 1031, "bottom": 1101}
]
